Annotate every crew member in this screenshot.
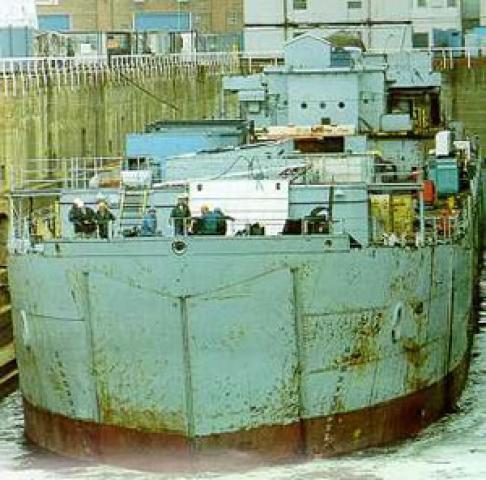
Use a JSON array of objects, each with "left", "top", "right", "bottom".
[
  {"left": 196, "top": 205, "right": 218, "bottom": 235},
  {"left": 95, "top": 200, "right": 115, "bottom": 239},
  {"left": 170, "top": 194, "right": 191, "bottom": 236},
  {"left": 68, "top": 198, "right": 96, "bottom": 237},
  {"left": 141, "top": 208, "right": 157, "bottom": 236},
  {"left": 214, "top": 207, "right": 235, "bottom": 235}
]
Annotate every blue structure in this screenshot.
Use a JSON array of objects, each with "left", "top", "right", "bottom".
[
  {"left": 37, "top": 15, "right": 70, "bottom": 32},
  {"left": 126, "top": 120, "right": 248, "bottom": 179},
  {"left": 0, "top": 27, "right": 35, "bottom": 57},
  {"left": 432, "top": 29, "right": 463, "bottom": 57},
  {"left": 134, "top": 12, "right": 191, "bottom": 32},
  {"left": 429, "top": 158, "right": 460, "bottom": 196}
]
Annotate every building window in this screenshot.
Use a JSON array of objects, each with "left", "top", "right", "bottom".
[
  {"left": 38, "top": 14, "right": 71, "bottom": 31},
  {"left": 134, "top": 12, "right": 191, "bottom": 32},
  {"left": 293, "top": 0, "right": 308, "bottom": 10},
  {"left": 413, "top": 32, "right": 429, "bottom": 48},
  {"left": 301, "top": 102, "right": 308, "bottom": 109},
  {"left": 417, "top": 0, "right": 427, "bottom": 7},
  {"left": 348, "top": 1, "right": 362, "bottom": 9}
]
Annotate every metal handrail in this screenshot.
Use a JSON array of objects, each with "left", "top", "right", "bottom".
[
  {"left": 1, "top": 46, "right": 485, "bottom": 74},
  {"left": 7, "top": 154, "right": 425, "bottom": 194},
  {"left": 8, "top": 157, "right": 126, "bottom": 192}
]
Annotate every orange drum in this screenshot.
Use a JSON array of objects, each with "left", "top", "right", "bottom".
[{"left": 423, "top": 180, "right": 436, "bottom": 205}]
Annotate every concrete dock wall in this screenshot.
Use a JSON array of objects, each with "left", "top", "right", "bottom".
[
  {"left": 0, "top": 65, "right": 227, "bottom": 169},
  {"left": 442, "top": 66, "right": 486, "bottom": 241}
]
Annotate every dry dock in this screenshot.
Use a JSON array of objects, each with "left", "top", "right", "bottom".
[{"left": 0, "top": 267, "right": 16, "bottom": 398}]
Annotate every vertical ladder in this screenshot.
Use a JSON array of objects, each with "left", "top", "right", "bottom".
[{"left": 118, "top": 188, "right": 149, "bottom": 234}]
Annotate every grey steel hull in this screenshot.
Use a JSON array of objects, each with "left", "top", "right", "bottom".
[{"left": 8, "top": 236, "right": 476, "bottom": 470}]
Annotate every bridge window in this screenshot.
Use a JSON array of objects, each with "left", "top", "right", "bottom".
[
  {"left": 293, "top": 0, "right": 307, "bottom": 10},
  {"left": 413, "top": 32, "right": 429, "bottom": 48}
]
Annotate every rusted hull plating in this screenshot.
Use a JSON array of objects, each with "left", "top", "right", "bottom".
[
  {"left": 23, "top": 351, "right": 469, "bottom": 472},
  {"left": 9, "top": 237, "right": 477, "bottom": 471}
]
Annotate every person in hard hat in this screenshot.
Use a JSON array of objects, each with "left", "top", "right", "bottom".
[
  {"left": 196, "top": 205, "right": 221, "bottom": 235},
  {"left": 191, "top": 204, "right": 207, "bottom": 235},
  {"left": 95, "top": 200, "right": 115, "bottom": 239},
  {"left": 68, "top": 198, "right": 96, "bottom": 237},
  {"left": 141, "top": 208, "right": 157, "bottom": 236},
  {"left": 170, "top": 194, "right": 191, "bottom": 236},
  {"left": 68, "top": 198, "right": 84, "bottom": 236}
]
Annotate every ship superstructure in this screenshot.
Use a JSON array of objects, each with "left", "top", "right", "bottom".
[{"left": 6, "top": 33, "right": 483, "bottom": 471}]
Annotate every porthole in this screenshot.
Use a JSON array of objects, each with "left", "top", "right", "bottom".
[
  {"left": 320, "top": 102, "right": 326, "bottom": 109},
  {"left": 338, "top": 101, "right": 346, "bottom": 109},
  {"left": 414, "top": 302, "right": 424, "bottom": 315},
  {"left": 172, "top": 240, "right": 188, "bottom": 255},
  {"left": 301, "top": 102, "right": 308, "bottom": 109}
]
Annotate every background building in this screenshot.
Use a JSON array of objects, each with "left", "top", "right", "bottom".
[
  {"left": 463, "top": 0, "right": 480, "bottom": 30},
  {"left": 481, "top": 0, "right": 486, "bottom": 25},
  {"left": 244, "top": 0, "right": 465, "bottom": 52},
  {"left": 0, "top": 0, "right": 38, "bottom": 57},
  {"left": 35, "top": 0, "right": 243, "bottom": 34}
]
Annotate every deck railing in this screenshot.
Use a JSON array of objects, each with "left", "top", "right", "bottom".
[
  {"left": 0, "top": 52, "right": 239, "bottom": 79},
  {"left": 1, "top": 45, "right": 484, "bottom": 80},
  {"left": 8, "top": 206, "right": 467, "bottom": 253},
  {"left": 6, "top": 154, "right": 473, "bottom": 252},
  {"left": 8, "top": 157, "right": 125, "bottom": 193}
]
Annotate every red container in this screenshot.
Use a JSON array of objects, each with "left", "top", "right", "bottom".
[{"left": 423, "top": 180, "right": 436, "bottom": 205}]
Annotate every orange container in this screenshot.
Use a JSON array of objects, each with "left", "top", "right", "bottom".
[{"left": 423, "top": 180, "right": 436, "bottom": 205}]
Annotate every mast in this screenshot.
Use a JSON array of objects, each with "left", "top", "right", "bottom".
[{"left": 367, "top": 0, "right": 372, "bottom": 48}]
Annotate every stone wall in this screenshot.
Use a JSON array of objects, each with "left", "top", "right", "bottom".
[
  {"left": 442, "top": 65, "right": 486, "bottom": 240},
  {"left": 0, "top": 67, "right": 224, "bottom": 166},
  {"left": 443, "top": 66, "right": 486, "bottom": 145}
]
